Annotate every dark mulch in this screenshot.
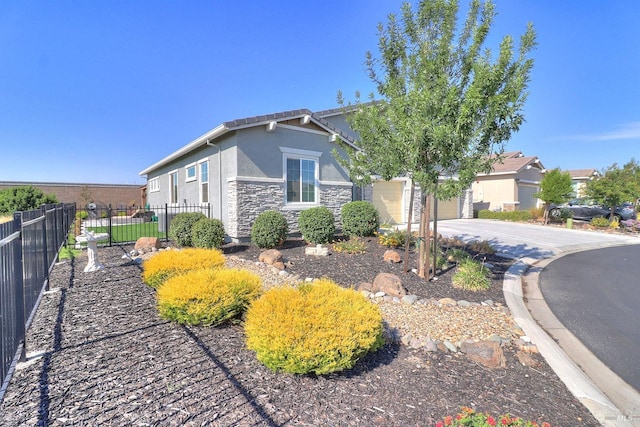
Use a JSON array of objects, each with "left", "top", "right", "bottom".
[{"left": 0, "top": 243, "right": 600, "bottom": 426}]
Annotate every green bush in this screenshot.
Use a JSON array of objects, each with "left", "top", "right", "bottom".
[
  {"left": 251, "top": 210, "right": 289, "bottom": 249},
  {"left": 0, "top": 185, "right": 58, "bottom": 215},
  {"left": 590, "top": 216, "right": 609, "bottom": 227},
  {"left": 192, "top": 218, "right": 226, "bottom": 249},
  {"left": 452, "top": 259, "right": 491, "bottom": 291},
  {"left": 477, "top": 210, "right": 532, "bottom": 222},
  {"left": 169, "top": 212, "right": 206, "bottom": 247},
  {"left": 244, "top": 279, "right": 384, "bottom": 375},
  {"left": 341, "top": 201, "right": 380, "bottom": 237},
  {"left": 157, "top": 268, "right": 262, "bottom": 326},
  {"left": 298, "top": 206, "right": 335, "bottom": 244}
]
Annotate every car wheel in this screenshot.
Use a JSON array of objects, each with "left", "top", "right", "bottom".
[{"left": 549, "top": 208, "right": 561, "bottom": 218}]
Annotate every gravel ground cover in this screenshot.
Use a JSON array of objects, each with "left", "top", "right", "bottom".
[{"left": 0, "top": 240, "right": 600, "bottom": 426}]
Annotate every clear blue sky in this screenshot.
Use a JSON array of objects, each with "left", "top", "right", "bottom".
[{"left": 1, "top": 1, "right": 639, "bottom": 185}]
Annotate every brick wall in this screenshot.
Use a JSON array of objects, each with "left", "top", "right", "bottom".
[{"left": 0, "top": 181, "right": 145, "bottom": 209}]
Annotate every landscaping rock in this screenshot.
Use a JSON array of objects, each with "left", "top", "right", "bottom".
[
  {"left": 383, "top": 250, "right": 401, "bottom": 263},
  {"left": 134, "top": 237, "right": 162, "bottom": 251},
  {"left": 461, "top": 340, "right": 506, "bottom": 368},
  {"left": 258, "top": 249, "right": 283, "bottom": 265},
  {"left": 372, "top": 273, "right": 407, "bottom": 298}
]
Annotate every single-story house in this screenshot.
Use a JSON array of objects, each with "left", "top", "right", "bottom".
[
  {"left": 566, "top": 169, "right": 599, "bottom": 198},
  {"left": 472, "top": 151, "right": 545, "bottom": 212},
  {"left": 139, "top": 107, "right": 470, "bottom": 241}
]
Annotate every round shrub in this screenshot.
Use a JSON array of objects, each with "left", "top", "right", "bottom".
[
  {"left": 157, "top": 268, "right": 262, "bottom": 326},
  {"left": 298, "top": 206, "right": 335, "bottom": 244},
  {"left": 192, "top": 218, "right": 226, "bottom": 249},
  {"left": 341, "top": 201, "right": 379, "bottom": 237},
  {"left": 169, "top": 212, "right": 206, "bottom": 247},
  {"left": 142, "top": 248, "right": 225, "bottom": 289},
  {"left": 251, "top": 210, "right": 289, "bottom": 249},
  {"left": 244, "top": 279, "right": 385, "bottom": 375}
]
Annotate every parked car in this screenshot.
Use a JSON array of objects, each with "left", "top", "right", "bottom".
[{"left": 548, "top": 199, "right": 637, "bottom": 221}]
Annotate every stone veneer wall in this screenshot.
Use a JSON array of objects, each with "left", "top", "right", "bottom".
[{"left": 227, "top": 179, "right": 352, "bottom": 241}]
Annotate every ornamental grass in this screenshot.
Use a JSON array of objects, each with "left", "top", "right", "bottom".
[
  {"left": 142, "top": 248, "right": 225, "bottom": 289},
  {"left": 244, "top": 278, "right": 385, "bottom": 375},
  {"left": 156, "top": 268, "right": 262, "bottom": 326}
]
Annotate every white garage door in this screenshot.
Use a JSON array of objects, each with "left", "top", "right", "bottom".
[
  {"left": 372, "top": 181, "right": 404, "bottom": 224},
  {"left": 431, "top": 197, "right": 459, "bottom": 220}
]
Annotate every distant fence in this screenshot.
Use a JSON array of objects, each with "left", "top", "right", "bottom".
[
  {"left": 0, "top": 203, "right": 76, "bottom": 402},
  {"left": 78, "top": 204, "right": 212, "bottom": 246}
]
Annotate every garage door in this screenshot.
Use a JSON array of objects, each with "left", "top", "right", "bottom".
[
  {"left": 518, "top": 185, "right": 539, "bottom": 210},
  {"left": 431, "top": 197, "right": 459, "bottom": 220},
  {"left": 372, "top": 181, "right": 404, "bottom": 224}
]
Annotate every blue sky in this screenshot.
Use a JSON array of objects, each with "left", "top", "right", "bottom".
[{"left": 1, "top": 0, "right": 639, "bottom": 185}]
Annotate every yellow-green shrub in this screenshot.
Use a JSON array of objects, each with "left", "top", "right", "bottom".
[
  {"left": 157, "top": 268, "right": 262, "bottom": 326},
  {"left": 142, "top": 248, "right": 225, "bottom": 289},
  {"left": 244, "top": 279, "right": 385, "bottom": 375}
]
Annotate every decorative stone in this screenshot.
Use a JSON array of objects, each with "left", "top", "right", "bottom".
[
  {"left": 443, "top": 340, "right": 457, "bottom": 353},
  {"left": 438, "top": 297, "right": 457, "bottom": 306},
  {"left": 134, "top": 237, "right": 162, "bottom": 251},
  {"left": 402, "top": 295, "right": 419, "bottom": 305},
  {"left": 383, "top": 250, "right": 402, "bottom": 263},
  {"left": 423, "top": 339, "right": 438, "bottom": 352},
  {"left": 258, "top": 249, "right": 283, "bottom": 265},
  {"left": 516, "top": 351, "right": 540, "bottom": 367},
  {"left": 272, "top": 261, "right": 285, "bottom": 270},
  {"left": 457, "top": 300, "right": 472, "bottom": 307},
  {"left": 304, "top": 244, "right": 329, "bottom": 256},
  {"left": 461, "top": 340, "right": 506, "bottom": 368},
  {"left": 357, "top": 282, "right": 373, "bottom": 292},
  {"left": 372, "top": 273, "right": 407, "bottom": 298}
]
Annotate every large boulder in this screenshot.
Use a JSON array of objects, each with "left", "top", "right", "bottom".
[
  {"left": 372, "top": 273, "right": 407, "bottom": 298},
  {"left": 134, "top": 237, "right": 162, "bottom": 251},
  {"left": 461, "top": 340, "right": 506, "bottom": 368},
  {"left": 383, "top": 250, "right": 402, "bottom": 263},
  {"left": 259, "top": 249, "right": 283, "bottom": 265}
]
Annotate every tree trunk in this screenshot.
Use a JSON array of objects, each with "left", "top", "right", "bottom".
[
  {"left": 418, "top": 193, "right": 431, "bottom": 279},
  {"left": 403, "top": 179, "right": 415, "bottom": 272},
  {"left": 432, "top": 182, "right": 439, "bottom": 278}
]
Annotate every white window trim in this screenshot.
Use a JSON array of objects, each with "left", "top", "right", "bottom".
[
  {"left": 149, "top": 177, "right": 160, "bottom": 193},
  {"left": 198, "top": 158, "right": 209, "bottom": 204},
  {"left": 185, "top": 162, "right": 197, "bottom": 183},
  {"left": 168, "top": 169, "right": 179, "bottom": 205},
  {"left": 280, "top": 146, "right": 321, "bottom": 207}
]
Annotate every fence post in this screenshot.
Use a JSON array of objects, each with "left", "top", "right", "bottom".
[
  {"left": 207, "top": 203, "right": 211, "bottom": 219},
  {"left": 108, "top": 204, "right": 113, "bottom": 247},
  {"left": 40, "top": 205, "right": 50, "bottom": 292},
  {"left": 164, "top": 203, "right": 169, "bottom": 242},
  {"left": 12, "top": 212, "right": 27, "bottom": 363}
]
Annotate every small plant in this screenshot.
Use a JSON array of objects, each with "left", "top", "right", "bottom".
[
  {"left": 251, "top": 210, "right": 289, "bottom": 249},
  {"left": 622, "top": 219, "right": 640, "bottom": 232},
  {"left": 244, "top": 278, "right": 385, "bottom": 375},
  {"left": 436, "top": 407, "right": 551, "bottom": 427},
  {"left": 609, "top": 216, "right": 620, "bottom": 229},
  {"left": 298, "top": 206, "right": 335, "bottom": 244},
  {"left": 467, "top": 240, "right": 495, "bottom": 255},
  {"left": 590, "top": 216, "right": 609, "bottom": 227},
  {"left": 332, "top": 237, "right": 367, "bottom": 254},
  {"left": 452, "top": 258, "right": 491, "bottom": 291},
  {"left": 340, "top": 201, "right": 380, "bottom": 237},
  {"left": 445, "top": 248, "right": 470, "bottom": 264},
  {"left": 169, "top": 212, "right": 207, "bottom": 247},
  {"left": 192, "top": 218, "right": 226, "bottom": 249},
  {"left": 58, "top": 246, "right": 81, "bottom": 260},
  {"left": 377, "top": 229, "right": 416, "bottom": 248},
  {"left": 142, "top": 248, "right": 225, "bottom": 289},
  {"left": 157, "top": 268, "right": 261, "bottom": 326},
  {"left": 528, "top": 206, "right": 545, "bottom": 220}
]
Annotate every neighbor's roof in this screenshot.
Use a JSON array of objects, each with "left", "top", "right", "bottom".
[
  {"left": 139, "top": 108, "right": 358, "bottom": 176},
  {"left": 566, "top": 169, "right": 599, "bottom": 179},
  {"left": 478, "top": 151, "right": 545, "bottom": 176}
]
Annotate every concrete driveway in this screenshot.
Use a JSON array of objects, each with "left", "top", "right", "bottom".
[{"left": 433, "top": 219, "right": 640, "bottom": 426}]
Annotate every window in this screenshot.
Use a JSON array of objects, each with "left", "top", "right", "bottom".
[
  {"left": 281, "top": 147, "right": 321, "bottom": 204},
  {"left": 186, "top": 163, "right": 196, "bottom": 182},
  {"left": 199, "top": 160, "right": 209, "bottom": 203},
  {"left": 149, "top": 177, "right": 159, "bottom": 193},
  {"left": 169, "top": 170, "right": 178, "bottom": 204}
]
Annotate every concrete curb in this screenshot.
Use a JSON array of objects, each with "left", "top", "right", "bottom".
[{"left": 503, "top": 256, "right": 638, "bottom": 427}]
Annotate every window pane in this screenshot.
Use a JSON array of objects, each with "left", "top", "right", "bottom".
[
  {"left": 200, "top": 161, "right": 209, "bottom": 183},
  {"left": 201, "top": 182, "right": 209, "bottom": 203},
  {"left": 287, "top": 158, "right": 300, "bottom": 202},
  {"left": 170, "top": 172, "right": 178, "bottom": 203},
  {"left": 301, "top": 159, "right": 315, "bottom": 202},
  {"left": 187, "top": 165, "right": 196, "bottom": 179}
]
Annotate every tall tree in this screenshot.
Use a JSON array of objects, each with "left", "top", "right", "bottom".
[
  {"left": 585, "top": 159, "right": 640, "bottom": 217},
  {"left": 534, "top": 168, "right": 573, "bottom": 224},
  {"left": 336, "top": 0, "right": 536, "bottom": 279}
]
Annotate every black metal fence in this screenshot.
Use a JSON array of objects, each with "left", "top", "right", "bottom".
[
  {"left": 77, "top": 204, "right": 212, "bottom": 246},
  {"left": 0, "top": 203, "right": 75, "bottom": 402}
]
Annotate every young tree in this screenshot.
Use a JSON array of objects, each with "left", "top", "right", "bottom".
[
  {"left": 336, "top": 0, "right": 536, "bottom": 279},
  {"left": 585, "top": 159, "right": 640, "bottom": 217},
  {"left": 534, "top": 169, "right": 573, "bottom": 224}
]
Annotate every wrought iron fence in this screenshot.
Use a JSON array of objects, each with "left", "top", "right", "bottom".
[
  {"left": 77, "top": 204, "right": 212, "bottom": 246},
  {"left": 0, "top": 203, "right": 75, "bottom": 402}
]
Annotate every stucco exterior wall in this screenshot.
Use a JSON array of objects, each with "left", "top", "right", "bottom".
[{"left": 472, "top": 175, "right": 517, "bottom": 211}]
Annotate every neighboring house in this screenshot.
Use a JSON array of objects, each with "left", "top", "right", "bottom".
[
  {"left": 472, "top": 151, "right": 545, "bottom": 212},
  {"left": 566, "top": 169, "right": 599, "bottom": 198},
  {"left": 139, "top": 108, "right": 358, "bottom": 241}
]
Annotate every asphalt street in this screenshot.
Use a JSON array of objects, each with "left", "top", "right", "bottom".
[{"left": 539, "top": 245, "right": 640, "bottom": 392}]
